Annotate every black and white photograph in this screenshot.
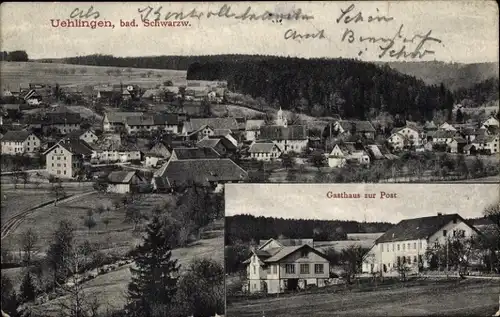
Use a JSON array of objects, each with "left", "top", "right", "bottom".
[
  {"left": 225, "top": 184, "right": 500, "bottom": 316},
  {"left": 0, "top": 1, "right": 498, "bottom": 317}
]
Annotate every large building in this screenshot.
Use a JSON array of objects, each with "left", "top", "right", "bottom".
[
  {"left": 44, "top": 139, "right": 93, "bottom": 179},
  {"left": 361, "top": 213, "right": 481, "bottom": 277},
  {"left": 0, "top": 130, "right": 41, "bottom": 155},
  {"left": 244, "top": 238, "right": 330, "bottom": 294},
  {"left": 258, "top": 108, "right": 308, "bottom": 154}
]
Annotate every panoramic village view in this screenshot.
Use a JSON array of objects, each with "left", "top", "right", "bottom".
[
  {"left": 0, "top": 48, "right": 499, "bottom": 317},
  {"left": 225, "top": 184, "right": 500, "bottom": 316}
]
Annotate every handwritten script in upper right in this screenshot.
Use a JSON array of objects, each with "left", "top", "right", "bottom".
[{"left": 337, "top": 4, "right": 443, "bottom": 60}]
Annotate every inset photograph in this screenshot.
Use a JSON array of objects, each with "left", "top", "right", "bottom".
[{"left": 225, "top": 184, "right": 500, "bottom": 317}]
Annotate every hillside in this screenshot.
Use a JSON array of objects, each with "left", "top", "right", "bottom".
[
  {"left": 378, "top": 61, "right": 499, "bottom": 91},
  {"left": 187, "top": 57, "right": 455, "bottom": 122},
  {"left": 0, "top": 61, "right": 186, "bottom": 91}
]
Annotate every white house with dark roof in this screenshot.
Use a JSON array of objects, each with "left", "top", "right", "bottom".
[
  {"left": 327, "top": 120, "right": 376, "bottom": 140},
  {"left": 107, "top": 171, "right": 147, "bottom": 194},
  {"left": 481, "top": 116, "right": 499, "bottom": 129},
  {"left": 1, "top": 130, "right": 41, "bottom": 155},
  {"left": 103, "top": 112, "right": 144, "bottom": 132},
  {"left": 244, "top": 238, "right": 330, "bottom": 294},
  {"left": 44, "top": 139, "right": 94, "bottom": 179},
  {"left": 388, "top": 125, "right": 423, "bottom": 149},
  {"left": 361, "top": 213, "right": 481, "bottom": 277},
  {"left": 248, "top": 141, "right": 282, "bottom": 161},
  {"left": 67, "top": 129, "right": 98, "bottom": 144},
  {"left": 328, "top": 142, "right": 370, "bottom": 168}
]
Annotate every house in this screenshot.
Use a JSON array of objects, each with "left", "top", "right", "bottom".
[
  {"left": 361, "top": 213, "right": 480, "bottom": 277},
  {"left": 461, "top": 127, "right": 477, "bottom": 143},
  {"left": 423, "top": 121, "right": 437, "bottom": 132},
  {"left": 447, "top": 137, "right": 467, "bottom": 154},
  {"left": 248, "top": 141, "right": 282, "bottom": 161},
  {"left": 429, "top": 130, "right": 458, "bottom": 144},
  {"left": 142, "top": 89, "right": 164, "bottom": 102},
  {"left": 213, "top": 129, "right": 238, "bottom": 147},
  {"left": 471, "top": 134, "right": 499, "bottom": 155},
  {"left": 438, "top": 122, "right": 456, "bottom": 131},
  {"left": 91, "top": 143, "right": 142, "bottom": 163},
  {"left": 143, "top": 142, "right": 171, "bottom": 167},
  {"left": 0, "top": 130, "right": 41, "bottom": 155},
  {"left": 169, "top": 147, "right": 221, "bottom": 161},
  {"left": 124, "top": 114, "right": 179, "bottom": 135},
  {"left": 28, "top": 112, "right": 82, "bottom": 135},
  {"left": 103, "top": 112, "right": 144, "bottom": 132},
  {"left": 121, "top": 89, "right": 132, "bottom": 101},
  {"left": 182, "top": 117, "right": 241, "bottom": 136},
  {"left": 328, "top": 142, "right": 370, "bottom": 168},
  {"left": 245, "top": 120, "right": 265, "bottom": 141},
  {"left": 244, "top": 239, "right": 330, "bottom": 294},
  {"left": 327, "top": 120, "right": 376, "bottom": 140},
  {"left": 389, "top": 126, "right": 423, "bottom": 149},
  {"left": 463, "top": 144, "right": 476, "bottom": 156},
  {"left": 153, "top": 158, "right": 248, "bottom": 191},
  {"left": 67, "top": 129, "right": 99, "bottom": 144},
  {"left": 107, "top": 171, "right": 147, "bottom": 194},
  {"left": 196, "top": 137, "right": 237, "bottom": 156},
  {"left": 481, "top": 116, "right": 499, "bottom": 129},
  {"left": 44, "top": 139, "right": 94, "bottom": 179}
]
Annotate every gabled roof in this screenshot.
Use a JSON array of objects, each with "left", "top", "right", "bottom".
[
  {"left": 365, "top": 144, "right": 384, "bottom": 159},
  {"left": 245, "top": 119, "right": 265, "bottom": 131},
  {"left": 259, "top": 125, "right": 308, "bottom": 140},
  {"left": 258, "top": 238, "right": 314, "bottom": 249},
  {"left": 107, "top": 171, "right": 139, "bottom": 184},
  {"left": 337, "top": 120, "right": 376, "bottom": 133},
  {"left": 172, "top": 147, "right": 221, "bottom": 160},
  {"left": 29, "top": 112, "right": 82, "bottom": 125},
  {"left": 433, "top": 130, "right": 457, "bottom": 138},
  {"left": 45, "top": 138, "right": 94, "bottom": 156},
  {"left": 452, "top": 136, "right": 467, "bottom": 143},
  {"left": 213, "top": 129, "right": 232, "bottom": 136},
  {"left": 1, "top": 130, "right": 34, "bottom": 142},
  {"left": 67, "top": 129, "right": 95, "bottom": 139},
  {"left": 142, "top": 89, "right": 163, "bottom": 98},
  {"left": 188, "top": 118, "right": 240, "bottom": 132},
  {"left": 264, "top": 244, "right": 328, "bottom": 263},
  {"left": 375, "top": 213, "right": 480, "bottom": 244},
  {"left": 249, "top": 142, "right": 279, "bottom": 153},
  {"left": 197, "top": 137, "right": 237, "bottom": 151},
  {"left": 474, "top": 134, "right": 498, "bottom": 143},
  {"left": 158, "top": 158, "right": 248, "bottom": 187},
  {"left": 105, "top": 112, "right": 144, "bottom": 124}
]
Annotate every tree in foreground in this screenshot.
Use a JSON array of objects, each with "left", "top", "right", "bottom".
[
  {"left": 174, "top": 258, "right": 225, "bottom": 317},
  {"left": 1, "top": 275, "right": 19, "bottom": 317},
  {"left": 126, "top": 213, "right": 180, "bottom": 317},
  {"left": 19, "top": 271, "right": 37, "bottom": 303}
]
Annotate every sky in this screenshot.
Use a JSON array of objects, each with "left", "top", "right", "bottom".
[
  {"left": 0, "top": 1, "right": 498, "bottom": 63},
  {"left": 225, "top": 184, "right": 499, "bottom": 223}
]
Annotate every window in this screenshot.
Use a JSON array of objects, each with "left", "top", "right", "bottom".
[
  {"left": 253, "top": 266, "right": 256, "bottom": 274},
  {"left": 407, "top": 257, "right": 411, "bottom": 264},
  {"left": 397, "top": 256, "right": 401, "bottom": 265},
  {"left": 414, "top": 256, "right": 417, "bottom": 263},
  {"left": 402, "top": 256, "right": 406, "bottom": 264},
  {"left": 285, "top": 264, "right": 295, "bottom": 274},
  {"left": 301, "top": 250, "right": 308, "bottom": 258},
  {"left": 407, "top": 243, "right": 411, "bottom": 250},
  {"left": 272, "top": 265, "right": 277, "bottom": 274},
  {"left": 392, "top": 244, "right": 394, "bottom": 252},
  {"left": 63, "top": 171, "right": 66, "bottom": 175},
  {"left": 64, "top": 157, "right": 66, "bottom": 160},
  {"left": 419, "top": 241, "right": 422, "bottom": 249},
  {"left": 51, "top": 163, "right": 54, "bottom": 167},
  {"left": 300, "top": 264, "right": 309, "bottom": 274},
  {"left": 314, "top": 264, "right": 324, "bottom": 274},
  {"left": 397, "top": 244, "right": 400, "bottom": 251},
  {"left": 413, "top": 242, "right": 416, "bottom": 249},
  {"left": 57, "top": 170, "right": 61, "bottom": 175},
  {"left": 27, "top": 142, "right": 30, "bottom": 146},
  {"left": 443, "top": 230, "right": 447, "bottom": 237},
  {"left": 403, "top": 244, "right": 406, "bottom": 250},
  {"left": 453, "top": 218, "right": 457, "bottom": 224}
]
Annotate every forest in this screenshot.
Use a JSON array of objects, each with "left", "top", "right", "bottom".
[
  {"left": 454, "top": 77, "right": 500, "bottom": 107},
  {"left": 186, "top": 57, "right": 455, "bottom": 122},
  {"left": 0, "top": 50, "right": 29, "bottom": 62},
  {"left": 225, "top": 214, "right": 394, "bottom": 245}
]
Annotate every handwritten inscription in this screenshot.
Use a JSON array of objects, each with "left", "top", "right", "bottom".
[
  {"left": 337, "top": 4, "right": 442, "bottom": 60},
  {"left": 284, "top": 29, "right": 326, "bottom": 41},
  {"left": 137, "top": 4, "right": 314, "bottom": 22},
  {"left": 69, "top": 6, "right": 100, "bottom": 19}
]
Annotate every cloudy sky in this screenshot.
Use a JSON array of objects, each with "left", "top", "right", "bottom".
[
  {"left": 225, "top": 184, "right": 499, "bottom": 223},
  {"left": 0, "top": 1, "right": 498, "bottom": 62}
]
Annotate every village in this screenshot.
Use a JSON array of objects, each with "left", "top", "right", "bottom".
[{"left": 1, "top": 77, "right": 498, "bottom": 190}]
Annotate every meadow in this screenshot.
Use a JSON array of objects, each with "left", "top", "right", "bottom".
[
  {"left": 227, "top": 278, "right": 500, "bottom": 317},
  {"left": 0, "top": 61, "right": 187, "bottom": 90}
]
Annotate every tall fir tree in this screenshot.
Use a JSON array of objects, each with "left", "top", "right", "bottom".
[{"left": 126, "top": 213, "right": 180, "bottom": 317}]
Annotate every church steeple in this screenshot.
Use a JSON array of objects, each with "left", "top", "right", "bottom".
[{"left": 276, "top": 107, "right": 287, "bottom": 127}]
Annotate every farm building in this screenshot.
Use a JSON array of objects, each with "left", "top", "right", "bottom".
[{"left": 107, "top": 171, "right": 147, "bottom": 194}]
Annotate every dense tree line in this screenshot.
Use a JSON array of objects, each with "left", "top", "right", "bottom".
[
  {"left": 187, "top": 57, "right": 455, "bottom": 122},
  {"left": 0, "top": 50, "right": 29, "bottom": 62},
  {"left": 225, "top": 214, "right": 393, "bottom": 245},
  {"left": 49, "top": 54, "right": 274, "bottom": 70},
  {"left": 454, "top": 77, "right": 500, "bottom": 107}
]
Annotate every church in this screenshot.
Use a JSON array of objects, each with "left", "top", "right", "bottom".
[{"left": 257, "top": 107, "right": 309, "bottom": 154}]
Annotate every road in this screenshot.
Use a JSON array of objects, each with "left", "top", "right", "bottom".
[{"left": 1, "top": 190, "right": 96, "bottom": 240}]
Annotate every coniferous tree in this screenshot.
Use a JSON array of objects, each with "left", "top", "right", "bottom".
[
  {"left": 20, "top": 271, "right": 37, "bottom": 303},
  {"left": 126, "top": 213, "right": 180, "bottom": 317}
]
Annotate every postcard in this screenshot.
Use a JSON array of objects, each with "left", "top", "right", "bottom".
[{"left": 0, "top": 1, "right": 498, "bottom": 317}]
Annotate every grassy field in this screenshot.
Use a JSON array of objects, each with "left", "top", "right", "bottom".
[
  {"left": 31, "top": 220, "right": 224, "bottom": 316},
  {"left": 227, "top": 278, "right": 500, "bottom": 317},
  {"left": 0, "top": 61, "right": 187, "bottom": 90},
  {"left": 1, "top": 192, "right": 175, "bottom": 256}
]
